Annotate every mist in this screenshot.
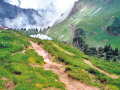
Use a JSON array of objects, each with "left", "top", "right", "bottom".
[{"left": 3, "top": 0, "right": 78, "bottom": 29}]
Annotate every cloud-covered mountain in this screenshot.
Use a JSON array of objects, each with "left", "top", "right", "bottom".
[
  {"left": 0, "top": 0, "right": 43, "bottom": 29},
  {"left": 0, "top": 0, "right": 77, "bottom": 29}
]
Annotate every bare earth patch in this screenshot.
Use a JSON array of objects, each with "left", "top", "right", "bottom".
[
  {"left": 29, "top": 41, "right": 99, "bottom": 90},
  {"left": 29, "top": 63, "right": 42, "bottom": 68},
  {"left": 27, "top": 46, "right": 33, "bottom": 49},
  {"left": 11, "top": 50, "right": 26, "bottom": 56},
  {"left": 1, "top": 77, "right": 9, "bottom": 81},
  {"left": 1, "top": 77, "right": 15, "bottom": 90},
  {"left": 43, "top": 87, "right": 61, "bottom": 90}
]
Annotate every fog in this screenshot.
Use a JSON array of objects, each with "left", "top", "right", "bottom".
[{"left": 3, "top": 0, "right": 78, "bottom": 29}]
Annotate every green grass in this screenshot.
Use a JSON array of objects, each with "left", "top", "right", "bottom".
[
  {"left": 0, "top": 30, "right": 65, "bottom": 90},
  {"left": 36, "top": 39, "right": 120, "bottom": 89},
  {"left": 86, "top": 56, "right": 120, "bottom": 75},
  {"left": 1, "top": 29, "right": 120, "bottom": 90}
]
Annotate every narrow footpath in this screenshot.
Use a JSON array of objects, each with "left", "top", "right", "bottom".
[
  {"left": 29, "top": 41, "right": 99, "bottom": 90},
  {"left": 84, "top": 59, "right": 119, "bottom": 79}
]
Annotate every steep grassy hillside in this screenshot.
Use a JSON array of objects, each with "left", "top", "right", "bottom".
[
  {"left": 0, "top": 29, "right": 65, "bottom": 90},
  {"left": 1, "top": 29, "right": 120, "bottom": 90},
  {"left": 35, "top": 40, "right": 120, "bottom": 90},
  {"left": 43, "top": 0, "right": 120, "bottom": 49}
]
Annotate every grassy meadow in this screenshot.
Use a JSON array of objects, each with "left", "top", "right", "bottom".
[
  {"left": 0, "top": 30, "right": 65, "bottom": 90},
  {"left": 1, "top": 29, "right": 120, "bottom": 90},
  {"left": 35, "top": 39, "right": 120, "bottom": 90}
]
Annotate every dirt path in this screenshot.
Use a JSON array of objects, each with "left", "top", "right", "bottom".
[
  {"left": 84, "top": 59, "right": 119, "bottom": 79},
  {"left": 0, "top": 30, "right": 4, "bottom": 32},
  {"left": 11, "top": 50, "right": 26, "bottom": 56},
  {"left": 29, "top": 41, "right": 99, "bottom": 90},
  {"left": 53, "top": 43, "right": 75, "bottom": 56}
]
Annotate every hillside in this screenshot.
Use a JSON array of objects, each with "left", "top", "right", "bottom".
[
  {"left": 0, "top": 0, "right": 41, "bottom": 28},
  {"left": 43, "top": 0, "right": 120, "bottom": 49},
  {"left": 0, "top": 29, "right": 120, "bottom": 90},
  {"left": 0, "top": 29, "right": 65, "bottom": 90}
]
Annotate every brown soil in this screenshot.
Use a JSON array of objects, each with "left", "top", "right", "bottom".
[
  {"left": 1, "top": 77, "right": 15, "bottom": 90},
  {"left": 27, "top": 46, "right": 33, "bottom": 49},
  {"left": 29, "top": 63, "right": 42, "bottom": 68},
  {"left": 29, "top": 41, "right": 99, "bottom": 90},
  {"left": 0, "top": 30, "right": 4, "bottom": 32},
  {"left": 1, "top": 77, "right": 9, "bottom": 81},
  {"left": 11, "top": 50, "right": 26, "bottom": 56},
  {"left": 84, "top": 59, "right": 119, "bottom": 79},
  {"left": 43, "top": 87, "right": 61, "bottom": 90}
]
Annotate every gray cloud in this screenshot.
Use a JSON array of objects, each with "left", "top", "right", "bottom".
[{"left": 3, "top": 0, "right": 78, "bottom": 29}]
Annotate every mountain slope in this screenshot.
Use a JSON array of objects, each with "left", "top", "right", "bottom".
[
  {"left": 1, "top": 29, "right": 120, "bottom": 89},
  {"left": 0, "top": 0, "right": 42, "bottom": 28},
  {"left": 43, "top": 0, "right": 120, "bottom": 49},
  {"left": 0, "top": 29, "right": 65, "bottom": 90}
]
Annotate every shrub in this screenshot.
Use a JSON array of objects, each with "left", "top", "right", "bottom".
[
  {"left": 0, "top": 42, "right": 12, "bottom": 48},
  {"left": 0, "top": 51, "right": 10, "bottom": 60}
]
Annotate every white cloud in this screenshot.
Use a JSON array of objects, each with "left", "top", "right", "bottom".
[
  {"left": 54, "top": 0, "right": 77, "bottom": 12},
  {"left": 4, "top": 0, "right": 19, "bottom": 6},
  {"left": 4, "top": 0, "right": 77, "bottom": 13},
  {"left": 3, "top": 0, "right": 78, "bottom": 29}
]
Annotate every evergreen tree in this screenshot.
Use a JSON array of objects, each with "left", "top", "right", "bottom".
[
  {"left": 104, "top": 44, "right": 108, "bottom": 52},
  {"left": 114, "top": 48, "right": 119, "bottom": 56},
  {"left": 106, "top": 53, "right": 111, "bottom": 61},
  {"left": 113, "top": 57, "right": 117, "bottom": 62},
  {"left": 108, "top": 44, "right": 111, "bottom": 51},
  {"left": 106, "top": 26, "right": 110, "bottom": 32}
]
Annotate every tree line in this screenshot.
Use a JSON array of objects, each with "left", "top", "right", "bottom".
[
  {"left": 73, "top": 28, "right": 120, "bottom": 62},
  {"left": 106, "top": 17, "right": 120, "bottom": 36}
]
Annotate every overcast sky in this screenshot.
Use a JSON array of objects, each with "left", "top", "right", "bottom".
[
  {"left": 3, "top": 0, "right": 78, "bottom": 29},
  {"left": 4, "top": 0, "right": 77, "bottom": 12}
]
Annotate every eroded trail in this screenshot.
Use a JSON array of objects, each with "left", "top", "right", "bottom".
[
  {"left": 84, "top": 59, "right": 119, "bottom": 79},
  {"left": 53, "top": 43, "right": 75, "bottom": 56},
  {"left": 29, "top": 41, "right": 99, "bottom": 90},
  {"left": 53, "top": 43, "right": 119, "bottom": 79}
]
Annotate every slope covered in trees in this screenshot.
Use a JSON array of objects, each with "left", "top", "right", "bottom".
[
  {"left": 73, "top": 28, "right": 120, "bottom": 62},
  {"left": 106, "top": 17, "right": 120, "bottom": 36}
]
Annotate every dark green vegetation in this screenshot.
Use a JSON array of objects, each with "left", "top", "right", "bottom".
[
  {"left": 0, "top": 30, "right": 65, "bottom": 90},
  {"left": 43, "top": 0, "right": 120, "bottom": 49},
  {"left": 73, "top": 28, "right": 120, "bottom": 62},
  {"left": 106, "top": 17, "right": 120, "bottom": 36},
  {"left": 73, "top": 28, "right": 97, "bottom": 56}
]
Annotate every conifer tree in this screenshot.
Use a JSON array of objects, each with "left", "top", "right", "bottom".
[{"left": 114, "top": 48, "right": 119, "bottom": 56}]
